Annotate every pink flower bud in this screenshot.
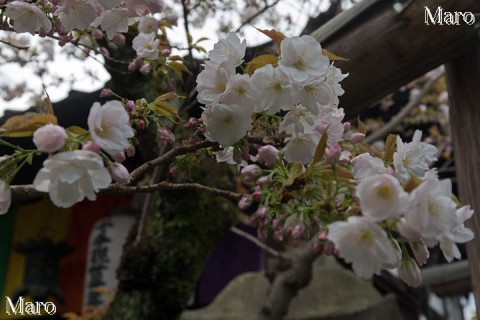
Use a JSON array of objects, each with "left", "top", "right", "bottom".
[
  {"left": 343, "top": 122, "right": 352, "bottom": 132},
  {"left": 126, "top": 145, "right": 136, "bottom": 157},
  {"left": 169, "top": 165, "right": 178, "bottom": 176},
  {"left": 237, "top": 195, "right": 252, "bottom": 211},
  {"left": 272, "top": 218, "right": 281, "bottom": 230},
  {"left": 114, "top": 152, "right": 126, "bottom": 163},
  {"left": 325, "top": 143, "right": 342, "bottom": 164},
  {"left": 256, "top": 145, "right": 279, "bottom": 167},
  {"left": 165, "top": 13, "right": 178, "bottom": 25},
  {"left": 100, "top": 88, "right": 113, "bottom": 97},
  {"left": 126, "top": 100, "right": 135, "bottom": 112},
  {"left": 256, "top": 175, "right": 271, "bottom": 187},
  {"left": 33, "top": 124, "right": 67, "bottom": 152},
  {"left": 318, "top": 231, "right": 327, "bottom": 241},
  {"left": 184, "top": 117, "right": 198, "bottom": 128},
  {"left": 100, "top": 47, "right": 110, "bottom": 57},
  {"left": 412, "top": 240, "right": 429, "bottom": 266},
  {"left": 161, "top": 48, "right": 171, "bottom": 56},
  {"left": 109, "top": 162, "right": 130, "bottom": 184},
  {"left": 140, "top": 64, "right": 152, "bottom": 75},
  {"left": 323, "top": 242, "right": 334, "bottom": 256},
  {"left": 112, "top": 34, "right": 126, "bottom": 47},
  {"left": 397, "top": 218, "right": 421, "bottom": 241},
  {"left": 255, "top": 206, "right": 268, "bottom": 219},
  {"left": 241, "top": 164, "right": 261, "bottom": 183},
  {"left": 273, "top": 230, "right": 283, "bottom": 242},
  {"left": 350, "top": 132, "right": 365, "bottom": 144},
  {"left": 137, "top": 120, "right": 145, "bottom": 130},
  {"left": 82, "top": 140, "right": 101, "bottom": 153},
  {"left": 92, "top": 28, "right": 104, "bottom": 40},
  {"left": 292, "top": 223, "right": 304, "bottom": 240},
  {"left": 156, "top": 127, "right": 175, "bottom": 147},
  {"left": 252, "top": 187, "right": 262, "bottom": 202}
]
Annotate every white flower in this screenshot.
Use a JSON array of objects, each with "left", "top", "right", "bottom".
[
  {"left": 313, "top": 107, "right": 345, "bottom": 146},
  {"left": 95, "top": 0, "right": 123, "bottom": 10},
  {"left": 138, "top": 16, "right": 159, "bottom": 33},
  {"left": 356, "top": 174, "right": 408, "bottom": 222},
  {"left": 404, "top": 177, "right": 457, "bottom": 243},
  {"left": 297, "top": 79, "right": 334, "bottom": 113},
  {"left": 91, "top": 8, "right": 130, "bottom": 40},
  {"left": 279, "top": 104, "right": 319, "bottom": 137},
  {"left": 88, "top": 101, "right": 134, "bottom": 156},
  {"left": 327, "top": 216, "right": 398, "bottom": 279},
  {"left": 132, "top": 33, "right": 160, "bottom": 59},
  {"left": 278, "top": 35, "right": 330, "bottom": 83},
  {"left": 208, "top": 32, "right": 246, "bottom": 67},
  {"left": 196, "top": 61, "right": 235, "bottom": 106},
  {"left": 398, "top": 258, "right": 422, "bottom": 287},
  {"left": 412, "top": 240, "right": 429, "bottom": 266},
  {"left": 56, "top": 0, "right": 98, "bottom": 31},
  {"left": 33, "top": 150, "right": 112, "bottom": 208},
  {"left": 201, "top": 104, "right": 253, "bottom": 146},
  {"left": 393, "top": 130, "right": 437, "bottom": 182},
  {"left": 351, "top": 153, "right": 387, "bottom": 179},
  {"left": 0, "top": 181, "right": 11, "bottom": 215},
  {"left": 439, "top": 205, "right": 474, "bottom": 262},
  {"left": 220, "top": 74, "right": 254, "bottom": 110},
  {"left": 281, "top": 132, "right": 319, "bottom": 164},
  {"left": 5, "top": 1, "right": 52, "bottom": 34},
  {"left": 325, "top": 65, "right": 348, "bottom": 105},
  {"left": 33, "top": 124, "right": 67, "bottom": 153},
  {"left": 250, "top": 64, "right": 295, "bottom": 113}
]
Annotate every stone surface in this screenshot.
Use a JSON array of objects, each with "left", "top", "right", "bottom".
[{"left": 181, "top": 256, "right": 402, "bottom": 320}]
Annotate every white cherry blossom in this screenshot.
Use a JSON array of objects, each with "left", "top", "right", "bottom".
[
  {"left": 92, "top": 8, "right": 130, "bottom": 40},
  {"left": 33, "top": 150, "right": 112, "bottom": 208},
  {"left": 278, "top": 35, "right": 330, "bottom": 83},
  {"left": 439, "top": 205, "right": 474, "bottom": 262},
  {"left": 88, "top": 100, "right": 134, "bottom": 156},
  {"left": 56, "top": 0, "right": 98, "bottom": 31},
  {"left": 281, "top": 132, "right": 319, "bottom": 164},
  {"left": 138, "top": 16, "right": 159, "bottom": 34},
  {"left": 5, "top": 1, "right": 52, "bottom": 34},
  {"left": 327, "top": 216, "right": 398, "bottom": 279},
  {"left": 208, "top": 32, "right": 246, "bottom": 67},
  {"left": 196, "top": 61, "right": 235, "bottom": 106},
  {"left": 220, "top": 74, "right": 254, "bottom": 110},
  {"left": 356, "top": 173, "right": 408, "bottom": 221},
  {"left": 250, "top": 64, "right": 295, "bottom": 113},
  {"left": 279, "top": 104, "right": 319, "bottom": 137},
  {"left": 393, "top": 130, "right": 437, "bottom": 182},
  {"left": 132, "top": 33, "right": 160, "bottom": 59},
  {"left": 351, "top": 153, "right": 387, "bottom": 179},
  {"left": 201, "top": 104, "right": 253, "bottom": 146}
]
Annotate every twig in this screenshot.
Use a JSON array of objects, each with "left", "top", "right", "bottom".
[
  {"left": 365, "top": 74, "right": 441, "bottom": 144},
  {"left": 11, "top": 181, "right": 242, "bottom": 202},
  {"left": 129, "top": 140, "right": 218, "bottom": 183},
  {"left": 231, "top": 226, "right": 285, "bottom": 258},
  {"left": 181, "top": 0, "right": 193, "bottom": 60},
  {"left": 0, "top": 39, "right": 29, "bottom": 50},
  {"left": 235, "top": 0, "right": 282, "bottom": 33}
]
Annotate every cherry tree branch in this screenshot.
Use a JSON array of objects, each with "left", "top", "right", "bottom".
[
  {"left": 129, "top": 140, "right": 218, "bottom": 183},
  {"left": 0, "top": 39, "right": 29, "bottom": 50},
  {"left": 235, "top": 0, "right": 282, "bottom": 33},
  {"left": 259, "top": 242, "right": 323, "bottom": 320},
  {"left": 11, "top": 180, "right": 242, "bottom": 202},
  {"left": 231, "top": 226, "right": 286, "bottom": 259}
]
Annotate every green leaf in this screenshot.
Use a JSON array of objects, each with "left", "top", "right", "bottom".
[
  {"left": 282, "top": 162, "right": 305, "bottom": 188},
  {"left": 0, "top": 112, "right": 58, "bottom": 138}
]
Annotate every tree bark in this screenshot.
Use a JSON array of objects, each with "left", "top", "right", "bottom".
[
  {"left": 311, "top": 0, "right": 480, "bottom": 118},
  {"left": 445, "top": 43, "right": 480, "bottom": 320}
]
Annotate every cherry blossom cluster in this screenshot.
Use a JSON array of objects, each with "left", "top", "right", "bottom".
[
  {"left": 193, "top": 33, "right": 474, "bottom": 287},
  {"left": 0, "top": 100, "right": 135, "bottom": 210}
]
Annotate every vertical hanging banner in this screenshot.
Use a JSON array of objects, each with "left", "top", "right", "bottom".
[{"left": 83, "top": 209, "right": 136, "bottom": 307}]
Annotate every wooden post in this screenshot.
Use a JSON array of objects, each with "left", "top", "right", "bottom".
[
  {"left": 445, "top": 43, "right": 480, "bottom": 319},
  {"left": 311, "top": 0, "right": 480, "bottom": 118}
]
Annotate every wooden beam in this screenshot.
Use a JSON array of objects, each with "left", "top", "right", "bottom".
[
  {"left": 445, "top": 44, "right": 480, "bottom": 320},
  {"left": 311, "top": 0, "right": 480, "bottom": 118}
]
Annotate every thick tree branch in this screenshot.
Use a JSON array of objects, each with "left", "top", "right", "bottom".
[{"left": 259, "top": 242, "right": 323, "bottom": 320}]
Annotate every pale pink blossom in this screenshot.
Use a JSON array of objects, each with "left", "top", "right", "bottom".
[
  {"left": 356, "top": 174, "right": 408, "bottom": 221},
  {"left": 55, "top": 0, "right": 97, "bottom": 31},
  {"left": 5, "top": 1, "right": 52, "bottom": 34},
  {"left": 33, "top": 150, "right": 111, "bottom": 207},
  {"left": 132, "top": 33, "right": 159, "bottom": 59},
  {"left": 327, "top": 216, "right": 398, "bottom": 279},
  {"left": 156, "top": 127, "right": 175, "bottom": 147},
  {"left": 33, "top": 124, "right": 67, "bottom": 153},
  {"left": 256, "top": 145, "right": 279, "bottom": 167},
  {"left": 201, "top": 103, "right": 253, "bottom": 146},
  {"left": 241, "top": 164, "right": 261, "bottom": 183},
  {"left": 278, "top": 35, "right": 330, "bottom": 83},
  {"left": 88, "top": 100, "right": 134, "bottom": 156},
  {"left": 351, "top": 153, "right": 387, "bottom": 180}
]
